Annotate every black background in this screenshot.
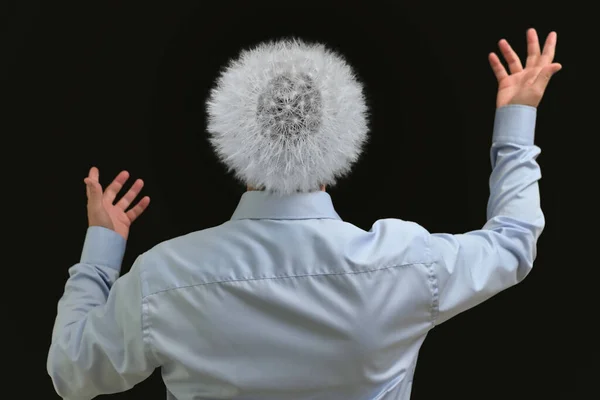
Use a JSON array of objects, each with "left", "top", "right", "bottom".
[{"left": 5, "top": 0, "right": 594, "bottom": 398}]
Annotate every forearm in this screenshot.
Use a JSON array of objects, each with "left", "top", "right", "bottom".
[
  {"left": 50, "top": 226, "right": 126, "bottom": 344},
  {"left": 429, "top": 104, "right": 546, "bottom": 323},
  {"left": 484, "top": 104, "right": 544, "bottom": 263},
  {"left": 47, "top": 229, "right": 155, "bottom": 399}
]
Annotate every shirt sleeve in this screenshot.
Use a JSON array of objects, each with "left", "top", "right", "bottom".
[
  {"left": 47, "top": 226, "right": 158, "bottom": 399},
  {"left": 428, "top": 105, "right": 545, "bottom": 325}
]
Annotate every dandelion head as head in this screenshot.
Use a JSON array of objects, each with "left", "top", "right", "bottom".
[
  {"left": 206, "top": 38, "right": 369, "bottom": 195},
  {"left": 257, "top": 72, "right": 322, "bottom": 139}
]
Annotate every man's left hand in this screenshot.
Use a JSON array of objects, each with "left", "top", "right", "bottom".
[{"left": 84, "top": 166, "right": 150, "bottom": 241}]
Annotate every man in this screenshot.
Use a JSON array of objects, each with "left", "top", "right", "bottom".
[{"left": 47, "top": 28, "right": 561, "bottom": 399}]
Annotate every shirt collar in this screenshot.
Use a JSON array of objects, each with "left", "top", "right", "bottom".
[{"left": 230, "top": 191, "right": 342, "bottom": 221}]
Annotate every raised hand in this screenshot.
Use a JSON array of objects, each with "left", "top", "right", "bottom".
[
  {"left": 84, "top": 166, "right": 150, "bottom": 241},
  {"left": 489, "top": 28, "right": 562, "bottom": 108}
]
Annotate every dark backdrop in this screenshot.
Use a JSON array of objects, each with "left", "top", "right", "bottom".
[{"left": 5, "top": 0, "right": 593, "bottom": 399}]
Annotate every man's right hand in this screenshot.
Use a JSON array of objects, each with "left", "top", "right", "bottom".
[{"left": 489, "top": 28, "right": 562, "bottom": 108}]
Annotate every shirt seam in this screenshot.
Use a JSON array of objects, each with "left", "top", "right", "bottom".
[
  {"left": 231, "top": 216, "right": 341, "bottom": 221},
  {"left": 492, "top": 136, "right": 535, "bottom": 145},
  {"left": 492, "top": 135, "right": 533, "bottom": 141},
  {"left": 425, "top": 233, "right": 440, "bottom": 326},
  {"left": 142, "top": 262, "right": 426, "bottom": 299},
  {"left": 499, "top": 104, "right": 535, "bottom": 110},
  {"left": 138, "top": 253, "right": 160, "bottom": 366}
]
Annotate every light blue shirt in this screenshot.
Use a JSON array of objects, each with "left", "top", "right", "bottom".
[{"left": 48, "top": 105, "right": 544, "bottom": 400}]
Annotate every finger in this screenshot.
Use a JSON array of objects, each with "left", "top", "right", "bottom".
[
  {"left": 525, "top": 28, "right": 541, "bottom": 68},
  {"left": 88, "top": 166, "right": 100, "bottom": 181},
  {"left": 126, "top": 196, "right": 151, "bottom": 223},
  {"left": 115, "top": 179, "right": 144, "bottom": 210},
  {"left": 84, "top": 177, "right": 103, "bottom": 207},
  {"left": 498, "top": 39, "right": 523, "bottom": 74},
  {"left": 532, "top": 63, "right": 562, "bottom": 93},
  {"left": 540, "top": 31, "right": 557, "bottom": 64},
  {"left": 88, "top": 167, "right": 100, "bottom": 180},
  {"left": 104, "top": 171, "right": 130, "bottom": 204},
  {"left": 488, "top": 52, "right": 508, "bottom": 82}
]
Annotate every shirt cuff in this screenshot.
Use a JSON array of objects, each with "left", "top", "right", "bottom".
[
  {"left": 492, "top": 104, "right": 537, "bottom": 145},
  {"left": 80, "top": 226, "right": 127, "bottom": 271}
]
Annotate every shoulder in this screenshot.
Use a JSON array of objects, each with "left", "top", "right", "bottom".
[
  {"left": 135, "top": 222, "right": 238, "bottom": 296},
  {"left": 368, "top": 218, "right": 434, "bottom": 265}
]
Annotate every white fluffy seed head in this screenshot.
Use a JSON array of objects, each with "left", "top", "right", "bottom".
[{"left": 206, "top": 37, "right": 369, "bottom": 195}]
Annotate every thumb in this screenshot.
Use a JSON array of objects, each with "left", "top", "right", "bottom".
[
  {"left": 532, "top": 63, "right": 562, "bottom": 93},
  {"left": 84, "top": 178, "right": 103, "bottom": 207}
]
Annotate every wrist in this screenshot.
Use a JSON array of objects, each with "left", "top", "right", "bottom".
[
  {"left": 80, "top": 226, "right": 127, "bottom": 271},
  {"left": 492, "top": 105, "right": 537, "bottom": 145}
]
